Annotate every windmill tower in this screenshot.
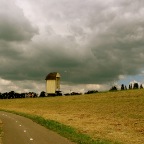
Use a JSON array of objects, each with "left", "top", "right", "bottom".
[{"left": 45, "top": 72, "right": 60, "bottom": 95}]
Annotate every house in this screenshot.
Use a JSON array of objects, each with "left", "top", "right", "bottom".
[{"left": 45, "top": 72, "right": 61, "bottom": 96}]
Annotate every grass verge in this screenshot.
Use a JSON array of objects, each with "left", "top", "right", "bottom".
[{"left": 0, "top": 109, "right": 118, "bottom": 144}]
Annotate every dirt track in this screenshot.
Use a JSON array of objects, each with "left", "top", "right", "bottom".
[{"left": 0, "top": 111, "right": 75, "bottom": 144}]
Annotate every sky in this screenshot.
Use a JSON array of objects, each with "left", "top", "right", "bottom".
[{"left": 0, "top": 0, "right": 144, "bottom": 94}]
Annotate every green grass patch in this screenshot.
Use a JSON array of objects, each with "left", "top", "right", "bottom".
[{"left": 0, "top": 109, "right": 117, "bottom": 144}]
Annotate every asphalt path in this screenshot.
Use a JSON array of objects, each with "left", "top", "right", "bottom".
[{"left": 0, "top": 111, "right": 75, "bottom": 144}]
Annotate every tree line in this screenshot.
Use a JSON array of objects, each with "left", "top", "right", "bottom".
[
  {"left": 0, "top": 91, "right": 38, "bottom": 99},
  {"left": 110, "top": 82, "right": 143, "bottom": 91}
]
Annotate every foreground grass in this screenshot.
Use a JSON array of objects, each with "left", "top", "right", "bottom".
[
  {"left": 0, "top": 89, "right": 144, "bottom": 144},
  {"left": 0, "top": 120, "right": 2, "bottom": 144}
]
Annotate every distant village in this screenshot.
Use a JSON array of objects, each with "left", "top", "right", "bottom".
[{"left": 0, "top": 72, "right": 143, "bottom": 99}]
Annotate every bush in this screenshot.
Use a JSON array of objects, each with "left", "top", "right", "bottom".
[{"left": 109, "top": 86, "right": 117, "bottom": 91}]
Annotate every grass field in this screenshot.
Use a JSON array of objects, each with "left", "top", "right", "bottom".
[
  {"left": 0, "top": 89, "right": 144, "bottom": 144},
  {"left": 0, "top": 120, "right": 2, "bottom": 144}
]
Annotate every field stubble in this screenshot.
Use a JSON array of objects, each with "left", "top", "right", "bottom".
[
  {"left": 0, "top": 120, "right": 2, "bottom": 144},
  {"left": 0, "top": 89, "right": 144, "bottom": 144}
]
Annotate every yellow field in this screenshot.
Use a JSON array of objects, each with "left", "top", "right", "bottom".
[
  {"left": 0, "top": 89, "right": 144, "bottom": 144},
  {"left": 0, "top": 120, "right": 2, "bottom": 144}
]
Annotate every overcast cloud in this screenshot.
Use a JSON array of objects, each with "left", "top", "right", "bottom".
[{"left": 0, "top": 0, "right": 144, "bottom": 93}]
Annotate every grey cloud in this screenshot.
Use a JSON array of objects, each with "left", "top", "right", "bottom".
[
  {"left": 86, "top": 1, "right": 144, "bottom": 83},
  {"left": 0, "top": 0, "right": 38, "bottom": 42},
  {"left": 0, "top": 0, "right": 144, "bottom": 93}
]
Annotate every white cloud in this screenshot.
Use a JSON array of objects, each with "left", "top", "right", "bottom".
[{"left": 0, "top": 78, "right": 11, "bottom": 85}]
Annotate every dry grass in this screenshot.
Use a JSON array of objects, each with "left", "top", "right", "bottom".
[
  {"left": 0, "top": 120, "right": 3, "bottom": 144},
  {"left": 0, "top": 89, "right": 144, "bottom": 144}
]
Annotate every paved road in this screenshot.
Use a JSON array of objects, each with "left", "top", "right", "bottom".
[{"left": 0, "top": 111, "right": 75, "bottom": 144}]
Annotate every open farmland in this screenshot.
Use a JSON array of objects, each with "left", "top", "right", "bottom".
[
  {"left": 0, "top": 89, "right": 144, "bottom": 144},
  {"left": 0, "top": 120, "right": 2, "bottom": 144}
]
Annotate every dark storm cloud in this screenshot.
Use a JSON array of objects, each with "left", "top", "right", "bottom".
[
  {"left": 0, "top": 0, "right": 38, "bottom": 83},
  {"left": 0, "top": 0, "right": 144, "bottom": 92},
  {"left": 0, "top": 0, "right": 38, "bottom": 41},
  {"left": 86, "top": 0, "right": 144, "bottom": 83},
  {"left": 29, "top": 0, "right": 144, "bottom": 84}
]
